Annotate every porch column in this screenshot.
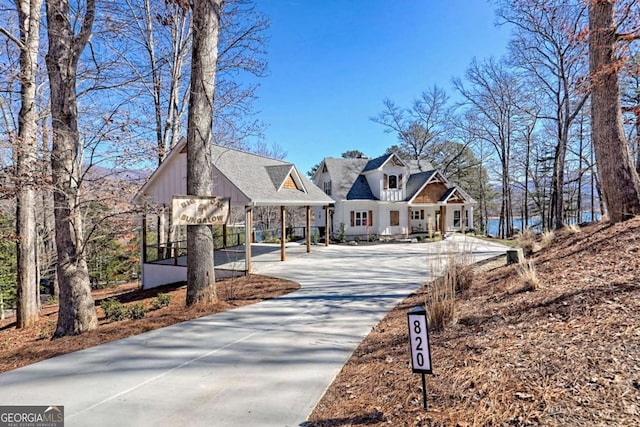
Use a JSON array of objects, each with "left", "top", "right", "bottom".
[
  {"left": 439, "top": 205, "right": 446, "bottom": 234},
  {"left": 280, "top": 205, "right": 286, "bottom": 262},
  {"left": 141, "top": 214, "right": 147, "bottom": 263},
  {"left": 245, "top": 207, "right": 253, "bottom": 273},
  {"left": 324, "top": 205, "right": 330, "bottom": 246},
  {"left": 408, "top": 206, "right": 412, "bottom": 234},
  {"left": 306, "top": 206, "right": 311, "bottom": 253},
  {"left": 222, "top": 224, "right": 228, "bottom": 248},
  {"left": 461, "top": 207, "right": 466, "bottom": 234}
]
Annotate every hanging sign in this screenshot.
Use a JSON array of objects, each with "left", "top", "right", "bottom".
[{"left": 172, "top": 196, "right": 230, "bottom": 226}]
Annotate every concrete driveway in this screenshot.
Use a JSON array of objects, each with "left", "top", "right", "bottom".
[{"left": 0, "top": 236, "right": 507, "bottom": 427}]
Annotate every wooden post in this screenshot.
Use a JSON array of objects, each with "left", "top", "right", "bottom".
[
  {"left": 324, "top": 205, "right": 330, "bottom": 246},
  {"left": 280, "top": 205, "right": 286, "bottom": 261},
  {"left": 306, "top": 206, "right": 311, "bottom": 253},
  {"left": 461, "top": 206, "right": 465, "bottom": 234},
  {"left": 141, "top": 214, "right": 147, "bottom": 263},
  {"left": 245, "top": 207, "right": 253, "bottom": 273},
  {"left": 222, "top": 224, "right": 228, "bottom": 248},
  {"left": 439, "top": 206, "right": 446, "bottom": 235}
]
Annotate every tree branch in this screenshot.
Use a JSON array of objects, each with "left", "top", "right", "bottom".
[{"left": 0, "top": 26, "right": 25, "bottom": 50}]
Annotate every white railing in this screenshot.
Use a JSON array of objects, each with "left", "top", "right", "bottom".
[{"left": 380, "top": 189, "right": 405, "bottom": 202}]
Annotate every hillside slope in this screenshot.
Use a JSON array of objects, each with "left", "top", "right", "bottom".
[{"left": 306, "top": 219, "right": 640, "bottom": 426}]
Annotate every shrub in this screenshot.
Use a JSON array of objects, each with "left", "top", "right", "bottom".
[
  {"left": 127, "top": 303, "right": 148, "bottom": 320},
  {"left": 517, "top": 259, "right": 541, "bottom": 291},
  {"left": 151, "top": 293, "right": 171, "bottom": 310},
  {"left": 338, "top": 222, "right": 346, "bottom": 243},
  {"left": 311, "top": 231, "right": 319, "bottom": 245},
  {"left": 100, "top": 298, "right": 128, "bottom": 322}
]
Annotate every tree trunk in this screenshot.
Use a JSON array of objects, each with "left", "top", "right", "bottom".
[
  {"left": 46, "top": 0, "right": 98, "bottom": 336},
  {"left": 14, "top": 0, "right": 43, "bottom": 328},
  {"left": 186, "top": 0, "right": 222, "bottom": 306},
  {"left": 589, "top": 0, "right": 640, "bottom": 223}
]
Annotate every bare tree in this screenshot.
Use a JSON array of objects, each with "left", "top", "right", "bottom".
[
  {"left": 372, "top": 86, "right": 449, "bottom": 163},
  {"left": 499, "top": 0, "right": 590, "bottom": 230},
  {"left": 186, "top": 0, "right": 222, "bottom": 305},
  {"left": 589, "top": 0, "right": 640, "bottom": 223},
  {"left": 0, "top": 0, "right": 43, "bottom": 327},
  {"left": 454, "top": 58, "right": 526, "bottom": 238},
  {"left": 46, "top": 0, "right": 98, "bottom": 336}
]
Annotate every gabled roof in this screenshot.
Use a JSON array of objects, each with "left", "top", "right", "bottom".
[
  {"left": 405, "top": 170, "right": 438, "bottom": 201},
  {"left": 135, "top": 139, "right": 333, "bottom": 207},
  {"left": 439, "top": 186, "right": 476, "bottom": 204},
  {"left": 362, "top": 152, "right": 408, "bottom": 173}
]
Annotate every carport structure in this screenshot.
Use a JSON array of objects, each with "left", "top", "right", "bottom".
[{"left": 134, "top": 140, "right": 334, "bottom": 289}]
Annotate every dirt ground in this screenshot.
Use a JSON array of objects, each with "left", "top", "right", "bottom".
[
  {"left": 0, "top": 274, "right": 299, "bottom": 374},
  {"left": 306, "top": 219, "right": 640, "bottom": 426}
]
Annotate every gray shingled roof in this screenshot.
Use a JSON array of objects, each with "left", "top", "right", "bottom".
[
  {"left": 210, "top": 145, "right": 334, "bottom": 206},
  {"left": 322, "top": 157, "right": 370, "bottom": 200}
]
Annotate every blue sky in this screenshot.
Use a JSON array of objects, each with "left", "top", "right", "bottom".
[{"left": 251, "top": 0, "right": 511, "bottom": 175}]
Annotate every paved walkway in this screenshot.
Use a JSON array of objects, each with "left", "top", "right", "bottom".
[{"left": 0, "top": 236, "right": 507, "bottom": 427}]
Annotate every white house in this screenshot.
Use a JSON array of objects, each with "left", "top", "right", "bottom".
[
  {"left": 134, "top": 139, "right": 333, "bottom": 288},
  {"left": 311, "top": 152, "right": 476, "bottom": 239}
]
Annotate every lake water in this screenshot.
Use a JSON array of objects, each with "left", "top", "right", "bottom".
[{"left": 486, "top": 212, "right": 602, "bottom": 236}]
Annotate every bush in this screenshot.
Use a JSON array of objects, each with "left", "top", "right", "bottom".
[
  {"left": 151, "top": 293, "right": 171, "bottom": 310},
  {"left": 338, "top": 222, "right": 346, "bottom": 243},
  {"left": 127, "top": 303, "right": 148, "bottom": 320},
  {"left": 100, "top": 298, "right": 128, "bottom": 322}
]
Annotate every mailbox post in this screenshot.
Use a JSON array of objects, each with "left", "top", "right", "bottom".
[{"left": 407, "top": 306, "right": 433, "bottom": 409}]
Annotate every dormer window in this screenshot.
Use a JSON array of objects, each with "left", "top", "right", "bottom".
[{"left": 383, "top": 173, "right": 403, "bottom": 190}]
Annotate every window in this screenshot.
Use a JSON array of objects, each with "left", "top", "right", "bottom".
[
  {"left": 454, "top": 210, "right": 461, "bottom": 228},
  {"left": 350, "top": 210, "right": 373, "bottom": 227},
  {"left": 411, "top": 210, "right": 424, "bottom": 220},
  {"left": 390, "top": 210, "right": 400, "bottom": 226},
  {"left": 384, "top": 174, "right": 403, "bottom": 190},
  {"left": 323, "top": 180, "right": 331, "bottom": 195}
]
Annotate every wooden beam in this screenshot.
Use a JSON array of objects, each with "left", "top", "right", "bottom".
[
  {"left": 280, "top": 205, "right": 286, "bottom": 262},
  {"left": 306, "top": 206, "right": 311, "bottom": 253},
  {"left": 245, "top": 207, "right": 252, "bottom": 273},
  {"left": 222, "top": 224, "right": 227, "bottom": 248}
]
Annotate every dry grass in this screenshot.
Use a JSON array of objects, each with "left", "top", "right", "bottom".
[
  {"left": 565, "top": 223, "right": 581, "bottom": 235},
  {"left": 516, "top": 259, "right": 541, "bottom": 291},
  {"left": 307, "top": 218, "right": 640, "bottom": 426},
  {"left": 517, "top": 228, "right": 539, "bottom": 256},
  {"left": 426, "top": 273, "right": 455, "bottom": 332},
  {"left": 541, "top": 230, "right": 555, "bottom": 247}
]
